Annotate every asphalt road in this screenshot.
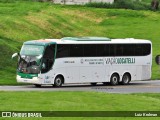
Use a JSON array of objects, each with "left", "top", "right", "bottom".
[{"left": 0, "top": 80, "right": 160, "bottom": 93}]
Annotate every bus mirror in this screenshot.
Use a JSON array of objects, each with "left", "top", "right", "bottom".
[{"left": 12, "top": 53, "right": 18, "bottom": 59}]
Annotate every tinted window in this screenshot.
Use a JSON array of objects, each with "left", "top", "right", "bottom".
[
  {"left": 70, "top": 44, "right": 83, "bottom": 57},
  {"left": 135, "top": 44, "right": 143, "bottom": 56},
  {"left": 84, "top": 44, "right": 97, "bottom": 57},
  {"left": 105, "top": 44, "right": 110, "bottom": 56},
  {"left": 56, "top": 44, "right": 70, "bottom": 58},
  {"left": 56, "top": 43, "right": 151, "bottom": 58},
  {"left": 110, "top": 44, "right": 116, "bottom": 56},
  {"left": 41, "top": 44, "right": 55, "bottom": 73},
  {"left": 116, "top": 44, "right": 124, "bottom": 56},
  {"left": 111, "top": 44, "right": 151, "bottom": 56},
  {"left": 142, "top": 44, "right": 151, "bottom": 56},
  {"left": 123, "top": 44, "right": 135, "bottom": 56},
  {"left": 43, "top": 45, "right": 55, "bottom": 59},
  {"left": 97, "top": 44, "right": 110, "bottom": 56}
]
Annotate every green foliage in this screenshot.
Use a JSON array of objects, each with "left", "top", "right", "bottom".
[
  {"left": 106, "top": 9, "right": 146, "bottom": 17},
  {"left": 115, "top": 0, "right": 150, "bottom": 10},
  {"left": 0, "top": 0, "right": 52, "bottom": 3},
  {"left": 86, "top": 0, "right": 151, "bottom": 10},
  {"left": 0, "top": 1, "right": 49, "bottom": 15},
  {"left": 86, "top": 2, "right": 116, "bottom": 8},
  {"left": 0, "top": 0, "right": 30, "bottom": 3}
]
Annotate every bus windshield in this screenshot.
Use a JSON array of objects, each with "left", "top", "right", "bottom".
[{"left": 18, "top": 45, "right": 44, "bottom": 74}]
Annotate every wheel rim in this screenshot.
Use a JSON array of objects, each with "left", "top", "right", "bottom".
[
  {"left": 112, "top": 76, "right": 118, "bottom": 84},
  {"left": 123, "top": 75, "right": 129, "bottom": 83},
  {"left": 55, "top": 78, "right": 62, "bottom": 86}
]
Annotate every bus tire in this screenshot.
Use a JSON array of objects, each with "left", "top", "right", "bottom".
[
  {"left": 110, "top": 73, "right": 119, "bottom": 86},
  {"left": 34, "top": 84, "right": 41, "bottom": 87},
  {"left": 54, "top": 76, "right": 63, "bottom": 87},
  {"left": 122, "top": 73, "right": 131, "bottom": 85}
]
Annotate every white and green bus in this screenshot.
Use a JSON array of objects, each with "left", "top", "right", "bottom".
[{"left": 12, "top": 37, "right": 152, "bottom": 87}]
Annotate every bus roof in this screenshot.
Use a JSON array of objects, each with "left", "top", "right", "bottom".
[
  {"left": 61, "top": 37, "right": 111, "bottom": 41},
  {"left": 24, "top": 39, "right": 57, "bottom": 46},
  {"left": 23, "top": 37, "right": 151, "bottom": 45}
]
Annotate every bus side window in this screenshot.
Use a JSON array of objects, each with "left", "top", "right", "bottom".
[
  {"left": 142, "top": 44, "right": 151, "bottom": 56},
  {"left": 116, "top": 44, "right": 124, "bottom": 56},
  {"left": 83, "top": 44, "right": 97, "bottom": 57},
  {"left": 56, "top": 44, "right": 70, "bottom": 58},
  {"left": 123, "top": 44, "right": 135, "bottom": 56},
  {"left": 97, "top": 44, "right": 110, "bottom": 57},
  {"left": 109, "top": 44, "right": 116, "bottom": 56},
  {"left": 135, "top": 44, "right": 143, "bottom": 56},
  {"left": 70, "top": 44, "right": 83, "bottom": 57}
]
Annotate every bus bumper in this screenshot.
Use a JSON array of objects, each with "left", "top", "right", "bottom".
[{"left": 16, "top": 75, "right": 40, "bottom": 84}]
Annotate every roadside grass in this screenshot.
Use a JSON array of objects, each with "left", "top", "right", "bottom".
[
  {"left": 1, "top": 91, "right": 160, "bottom": 111},
  {"left": 0, "top": 91, "right": 160, "bottom": 119},
  {"left": 0, "top": 1, "right": 160, "bottom": 84}
]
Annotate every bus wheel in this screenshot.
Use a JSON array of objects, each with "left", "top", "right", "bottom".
[
  {"left": 110, "top": 73, "right": 119, "bottom": 86},
  {"left": 91, "top": 83, "right": 97, "bottom": 86},
  {"left": 54, "top": 76, "right": 63, "bottom": 87},
  {"left": 34, "top": 84, "right": 41, "bottom": 88},
  {"left": 122, "top": 73, "right": 131, "bottom": 85}
]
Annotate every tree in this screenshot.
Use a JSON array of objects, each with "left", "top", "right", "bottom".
[{"left": 151, "top": 0, "right": 159, "bottom": 10}]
